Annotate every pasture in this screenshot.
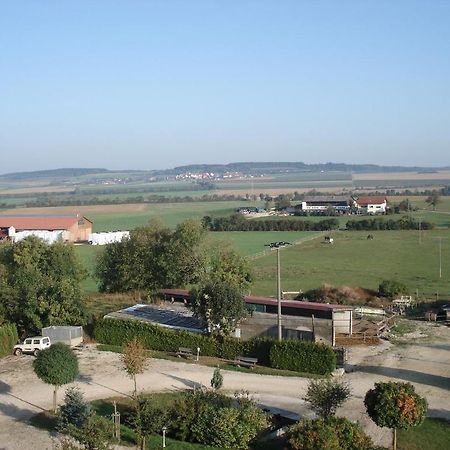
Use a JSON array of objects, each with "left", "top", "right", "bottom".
[{"left": 250, "top": 229, "right": 450, "bottom": 299}]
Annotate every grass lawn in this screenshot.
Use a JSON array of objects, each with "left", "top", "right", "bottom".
[
  {"left": 251, "top": 229, "right": 450, "bottom": 298},
  {"left": 397, "top": 418, "right": 450, "bottom": 450}
]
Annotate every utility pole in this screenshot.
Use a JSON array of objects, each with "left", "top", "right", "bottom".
[
  {"left": 418, "top": 217, "right": 422, "bottom": 245},
  {"left": 432, "top": 237, "right": 447, "bottom": 279},
  {"left": 264, "top": 241, "right": 291, "bottom": 341}
]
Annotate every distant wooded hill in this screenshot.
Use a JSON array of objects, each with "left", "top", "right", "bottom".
[{"left": 1, "top": 162, "right": 449, "bottom": 181}]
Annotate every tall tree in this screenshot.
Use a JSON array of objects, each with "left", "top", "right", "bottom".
[
  {"left": 425, "top": 191, "right": 441, "bottom": 210},
  {"left": 33, "top": 343, "right": 79, "bottom": 412},
  {"left": 0, "top": 237, "right": 87, "bottom": 336},
  {"left": 364, "top": 382, "right": 427, "bottom": 450},
  {"left": 190, "top": 281, "right": 247, "bottom": 338}
]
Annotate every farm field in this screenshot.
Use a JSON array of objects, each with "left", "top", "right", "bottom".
[{"left": 250, "top": 229, "right": 450, "bottom": 299}]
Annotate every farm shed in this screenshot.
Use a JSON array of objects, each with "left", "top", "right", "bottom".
[
  {"left": 0, "top": 214, "right": 92, "bottom": 242},
  {"left": 158, "top": 289, "right": 353, "bottom": 345},
  {"left": 42, "top": 326, "right": 83, "bottom": 347},
  {"left": 354, "top": 196, "right": 388, "bottom": 214},
  {"left": 299, "top": 195, "right": 352, "bottom": 212}
]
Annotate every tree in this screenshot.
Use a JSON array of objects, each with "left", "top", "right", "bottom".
[
  {"left": 190, "top": 281, "right": 247, "bottom": 338},
  {"left": 378, "top": 280, "right": 408, "bottom": 299},
  {"left": 0, "top": 237, "right": 87, "bottom": 336},
  {"left": 211, "top": 366, "right": 223, "bottom": 390},
  {"left": 364, "top": 382, "right": 427, "bottom": 450},
  {"left": 202, "top": 245, "right": 253, "bottom": 293},
  {"left": 286, "top": 417, "right": 374, "bottom": 450},
  {"left": 58, "top": 387, "right": 91, "bottom": 430},
  {"left": 95, "top": 219, "right": 206, "bottom": 293},
  {"left": 425, "top": 191, "right": 441, "bottom": 211},
  {"left": 304, "top": 378, "right": 351, "bottom": 418},
  {"left": 33, "top": 343, "right": 79, "bottom": 412},
  {"left": 121, "top": 337, "right": 148, "bottom": 396}
]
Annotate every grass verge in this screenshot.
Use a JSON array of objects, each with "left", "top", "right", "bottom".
[{"left": 397, "top": 418, "right": 450, "bottom": 450}]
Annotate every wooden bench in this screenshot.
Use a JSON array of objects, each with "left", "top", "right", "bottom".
[
  {"left": 234, "top": 356, "right": 258, "bottom": 369},
  {"left": 176, "top": 347, "right": 193, "bottom": 359}
]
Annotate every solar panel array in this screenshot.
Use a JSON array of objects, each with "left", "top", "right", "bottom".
[{"left": 121, "top": 305, "right": 204, "bottom": 331}]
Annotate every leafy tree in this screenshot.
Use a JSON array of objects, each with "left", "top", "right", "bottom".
[
  {"left": 58, "top": 386, "right": 91, "bottom": 430},
  {"left": 202, "top": 246, "right": 253, "bottom": 293},
  {"left": 364, "top": 382, "right": 427, "bottom": 450},
  {"left": 190, "top": 281, "right": 247, "bottom": 338},
  {"left": 211, "top": 366, "right": 223, "bottom": 390},
  {"left": 0, "top": 237, "right": 87, "bottom": 336},
  {"left": 304, "top": 378, "right": 351, "bottom": 418},
  {"left": 378, "top": 280, "right": 408, "bottom": 299},
  {"left": 95, "top": 219, "right": 206, "bottom": 293},
  {"left": 121, "top": 337, "right": 148, "bottom": 396},
  {"left": 33, "top": 343, "right": 79, "bottom": 412},
  {"left": 131, "top": 394, "right": 170, "bottom": 450},
  {"left": 286, "top": 417, "right": 374, "bottom": 450},
  {"left": 425, "top": 191, "right": 441, "bottom": 210}
]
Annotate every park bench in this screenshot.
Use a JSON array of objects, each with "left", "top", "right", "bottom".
[
  {"left": 176, "top": 347, "right": 194, "bottom": 359},
  {"left": 233, "top": 356, "right": 258, "bottom": 369}
]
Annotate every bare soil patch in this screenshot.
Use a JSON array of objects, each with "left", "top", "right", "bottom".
[{"left": 4, "top": 203, "right": 149, "bottom": 215}]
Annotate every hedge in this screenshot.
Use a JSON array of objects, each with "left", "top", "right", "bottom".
[
  {"left": 0, "top": 323, "right": 18, "bottom": 358},
  {"left": 269, "top": 340, "right": 336, "bottom": 375},
  {"left": 95, "top": 319, "right": 336, "bottom": 374}
]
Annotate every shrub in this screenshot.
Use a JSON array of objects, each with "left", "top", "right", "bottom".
[
  {"left": 66, "top": 414, "right": 113, "bottom": 450},
  {"left": 58, "top": 387, "right": 91, "bottom": 430},
  {"left": 211, "top": 367, "right": 223, "bottom": 390},
  {"left": 245, "top": 337, "right": 273, "bottom": 366},
  {"left": 304, "top": 378, "right": 351, "bottom": 417},
  {"left": 270, "top": 340, "right": 336, "bottom": 375},
  {"left": 286, "top": 417, "right": 374, "bottom": 450},
  {"left": 378, "top": 280, "right": 408, "bottom": 298},
  {"left": 0, "top": 323, "right": 18, "bottom": 358}
]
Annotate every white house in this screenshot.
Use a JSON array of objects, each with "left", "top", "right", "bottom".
[{"left": 355, "top": 196, "right": 388, "bottom": 214}]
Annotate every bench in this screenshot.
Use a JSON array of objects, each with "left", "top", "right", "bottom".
[
  {"left": 176, "top": 347, "right": 193, "bottom": 359},
  {"left": 234, "top": 356, "right": 258, "bottom": 369}
]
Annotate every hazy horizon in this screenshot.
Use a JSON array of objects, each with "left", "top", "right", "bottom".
[{"left": 1, "top": 1, "right": 449, "bottom": 172}]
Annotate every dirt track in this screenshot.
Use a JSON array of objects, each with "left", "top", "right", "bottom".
[{"left": 0, "top": 323, "right": 449, "bottom": 450}]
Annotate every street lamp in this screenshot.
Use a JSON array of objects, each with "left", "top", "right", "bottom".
[
  {"left": 264, "top": 241, "right": 291, "bottom": 341},
  {"left": 162, "top": 426, "right": 167, "bottom": 448}
]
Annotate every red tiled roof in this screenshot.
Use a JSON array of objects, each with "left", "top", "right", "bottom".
[
  {"left": 159, "top": 289, "right": 352, "bottom": 312},
  {"left": 0, "top": 215, "right": 92, "bottom": 231},
  {"left": 356, "top": 196, "right": 387, "bottom": 206}
]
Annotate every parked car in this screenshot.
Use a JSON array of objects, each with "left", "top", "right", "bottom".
[{"left": 13, "top": 336, "right": 51, "bottom": 356}]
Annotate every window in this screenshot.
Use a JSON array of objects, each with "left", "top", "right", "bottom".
[
  {"left": 33, "top": 339, "right": 40, "bottom": 344},
  {"left": 25, "top": 339, "right": 32, "bottom": 344}
]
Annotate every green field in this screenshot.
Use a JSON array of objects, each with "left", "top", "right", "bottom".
[
  {"left": 251, "top": 229, "right": 450, "bottom": 298},
  {"left": 397, "top": 418, "right": 450, "bottom": 450}
]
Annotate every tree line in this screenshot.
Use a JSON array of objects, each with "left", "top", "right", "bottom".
[
  {"left": 345, "top": 216, "right": 433, "bottom": 231},
  {"left": 202, "top": 214, "right": 340, "bottom": 231}
]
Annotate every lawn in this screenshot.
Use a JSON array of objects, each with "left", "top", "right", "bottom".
[
  {"left": 397, "top": 418, "right": 450, "bottom": 450},
  {"left": 251, "top": 229, "right": 450, "bottom": 299}
]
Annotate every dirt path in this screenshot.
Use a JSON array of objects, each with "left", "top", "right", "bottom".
[{"left": 0, "top": 323, "right": 449, "bottom": 449}]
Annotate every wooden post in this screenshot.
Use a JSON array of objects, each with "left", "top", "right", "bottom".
[
  {"left": 112, "top": 401, "right": 121, "bottom": 442},
  {"left": 311, "top": 314, "right": 315, "bottom": 341},
  {"left": 393, "top": 428, "right": 397, "bottom": 450}
]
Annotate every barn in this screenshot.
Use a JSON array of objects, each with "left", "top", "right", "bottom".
[{"left": 0, "top": 214, "right": 93, "bottom": 243}]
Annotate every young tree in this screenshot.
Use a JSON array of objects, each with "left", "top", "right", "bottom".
[
  {"left": 190, "top": 281, "right": 247, "bottom": 338},
  {"left": 58, "top": 387, "right": 91, "bottom": 431},
  {"left": 121, "top": 337, "right": 148, "bottom": 396},
  {"left": 364, "top": 382, "right": 427, "bottom": 450},
  {"left": 378, "top": 280, "right": 408, "bottom": 299},
  {"left": 33, "top": 343, "right": 79, "bottom": 413},
  {"left": 211, "top": 366, "right": 223, "bottom": 390},
  {"left": 304, "top": 378, "right": 351, "bottom": 418}
]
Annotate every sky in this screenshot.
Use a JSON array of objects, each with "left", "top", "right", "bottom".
[{"left": 1, "top": 0, "right": 450, "bottom": 173}]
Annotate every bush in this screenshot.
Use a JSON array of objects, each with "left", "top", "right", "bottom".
[
  {"left": 0, "top": 323, "right": 18, "bottom": 357},
  {"left": 378, "top": 280, "right": 408, "bottom": 298},
  {"left": 58, "top": 387, "right": 91, "bottom": 430},
  {"left": 286, "top": 417, "right": 374, "bottom": 450},
  {"left": 269, "top": 341, "right": 336, "bottom": 375},
  {"left": 304, "top": 379, "right": 351, "bottom": 417}
]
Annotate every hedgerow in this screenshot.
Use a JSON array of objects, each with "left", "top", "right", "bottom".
[
  {"left": 0, "top": 323, "right": 18, "bottom": 358},
  {"left": 269, "top": 340, "right": 336, "bottom": 375},
  {"left": 95, "top": 319, "right": 336, "bottom": 374}
]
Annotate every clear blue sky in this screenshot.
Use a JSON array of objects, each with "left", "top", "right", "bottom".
[{"left": 1, "top": 0, "right": 449, "bottom": 173}]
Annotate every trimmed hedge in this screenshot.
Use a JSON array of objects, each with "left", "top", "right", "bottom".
[
  {"left": 270, "top": 340, "right": 336, "bottom": 375},
  {"left": 94, "top": 319, "right": 336, "bottom": 374},
  {"left": 0, "top": 323, "right": 18, "bottom": 358}
]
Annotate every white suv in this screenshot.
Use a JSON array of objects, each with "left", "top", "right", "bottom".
[{"left": 13, "top": 336, "right": 51, "bottom": 356}]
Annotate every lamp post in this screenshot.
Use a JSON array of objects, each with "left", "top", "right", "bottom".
[
  {"left": 162, "top": 426, "right": 167, "bottom": 448},
  {"left": 264, "top": 241, "right": 291, "bottom": 341}
]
